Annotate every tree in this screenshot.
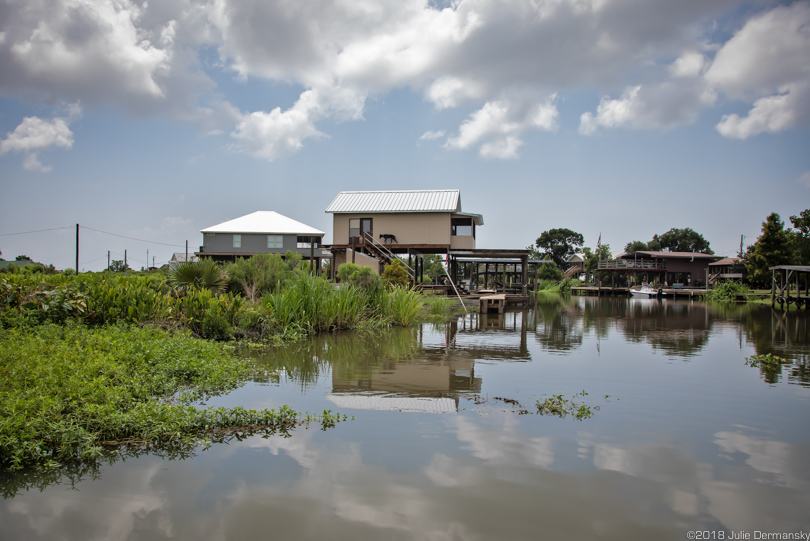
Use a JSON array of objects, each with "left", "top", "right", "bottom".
[
  {"left": 624, "top": 240, "right": 648, "bottom": 253},
  {"left": 580, "top": 244, "right": 611, "bottom": 282},
  {"left": 15, "top": 255, "right": 32, "bottom": 261},
  {"left": 535, "top": 228, "right": 584, "bottom": 267},
  {"left": 537, "top": 262, "right": 563, "bottom": 281},
  {"left": 382, "top": 259, "right": 409, "bottom": 287},
  {"left": 789, "top": 209, "right": 810, "bottom": 264},
  {"left": 423, "top": 254, "right": 446, "bottom": 276},
  {"left": 109, "top": 260, "right": 129, "bottom": 272},
  {"left": 656, "top": 228, "right": 713, "bottom": 253},
  {"left": 746, "top": 213, "right": 792, "bottom": 287}
]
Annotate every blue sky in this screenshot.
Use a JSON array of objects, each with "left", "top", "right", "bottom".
[{"left": 1, "top": 0, "right": 809, "bottom": 271}]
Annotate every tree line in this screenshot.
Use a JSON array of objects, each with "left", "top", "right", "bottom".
[{"left": 531, "top": 208, "right": 810, "bottom": 288}]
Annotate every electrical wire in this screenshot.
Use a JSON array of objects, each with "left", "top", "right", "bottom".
[
  {"left": 80, "top": 226, "right": 185, "bottom": 248},
  {"left": 0, "top": 226, "right": 74, "bottom": 236}
]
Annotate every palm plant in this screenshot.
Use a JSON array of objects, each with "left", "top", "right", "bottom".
[{"left": 167, "top": 259, "right": 227, "bottom": 294}]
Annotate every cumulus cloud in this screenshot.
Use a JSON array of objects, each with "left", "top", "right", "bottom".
[
  {"left": 446, "top": 97, "right": 558, "bottom": 158},
  {"left": 707, "top": 3, "right": 810, "bottom": 139},
  {"left": 229, "top": 85, "right": 365, "bottom": 160},
  {"left": 1, "top": 0, "right": 808, "bottom": 161},
  {"left": 0, "top": 104, "right": 81, "bottom": 172}
]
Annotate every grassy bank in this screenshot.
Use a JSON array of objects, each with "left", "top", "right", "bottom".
[
  {"left": 0, "top": 261, "right": 439, "bottom": 472},
  {"left": 0, "top": 324, "right": 345, "bottom": 471},
  {"left": 0, "top": 269, "right": 425, "bottom": 341}
]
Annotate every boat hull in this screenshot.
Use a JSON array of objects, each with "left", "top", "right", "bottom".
[{"left": 629, "top": 288, "right": 665, "bottom": 298}]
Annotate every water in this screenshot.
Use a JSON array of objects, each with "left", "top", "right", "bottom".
[{"left": 2, "top": 297, "right": 809, "bottom": 540}]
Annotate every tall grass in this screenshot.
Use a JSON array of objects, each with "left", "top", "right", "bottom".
[{"left": 1, "top": 268, "right": 430, "bottom": 341}]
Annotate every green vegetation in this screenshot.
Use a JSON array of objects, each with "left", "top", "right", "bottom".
[
  {"left": 704, "top": 281, "right": 751, "bottom": 302},
  {"left": 536, "top": 391, "right": 597, "bottom": 421},
  {"left": 625, "top": 227, "right": 713, "bottom": 254},
  {"left": 744, "top": 353, "right": 791, "bottom": 369},
  {"left": 0, "top": 324, "right": 345, "bottom": 471},
  {"left": 535, "top": 228, "right": 584, "bottom": 267},
  {"left": 1, "top": 259, "right": 428, "bottom": 341}
]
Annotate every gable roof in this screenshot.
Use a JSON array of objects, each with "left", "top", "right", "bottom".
[
  {"left": 201, "top": 211, "right": 324, "bottom": 236},
  {"left": 325, "top": 190, "right": 461, "bottom": 213}
]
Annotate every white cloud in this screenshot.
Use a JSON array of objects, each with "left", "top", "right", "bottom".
[
  {"left": 446, "top": 97, "right": 558, "bottom": 158},
  {"left": 418, "top": 130, "right": 445, "bottom": 141},
  {"left": 0, "top": 105, "right": 80, "bottom": 171},
  {"left": 2, "top": 0, "right": 808, "bottom": 161},
  {"left": 670, "top": 51, "right": 706, "bottom": 79},
  {"left": 579, "top": 86, "right": 641, "bottom": 134},
  {"left": 707, "top": 2, "right": 810, "bottom": 139},
  {"left": 715, "top": 83, "right": 809, "bottom": 140},
  {"left": 2, "top": 0, "right": 171, "bottom": 102},
  {"left": 229, "top": 85, "right": 366, "bottom": 161},
  {"left": 579, "top": 78, "right": 716, "bottom": 134}
]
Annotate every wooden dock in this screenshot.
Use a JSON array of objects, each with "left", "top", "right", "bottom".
[
  {"left": 571, "top": 287, "right": 711, "bottom": 299},
  {"left": 477, "top": 293, "right": 530, "bottom": 312}
]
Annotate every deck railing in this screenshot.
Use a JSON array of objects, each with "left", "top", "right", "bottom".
[{"left": 597, "top": 259, "right": 666, "bottom": 270}]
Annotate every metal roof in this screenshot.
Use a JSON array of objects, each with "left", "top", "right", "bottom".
[
  {"left": 326, "top": 393, "right": 458, "bottom": 413},
  {"left": 325, "top": 190, "right": 461, "bottom": 213},
  {"left": 200, "top": 211, "right": 325, "bottom": 235},
  {"left": 618, "top": 250, "right": 721, "bottom": 260}
]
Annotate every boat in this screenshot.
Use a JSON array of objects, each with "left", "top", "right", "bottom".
[{"left": 629, "top": 285, "right": 665, "bottom": 298}]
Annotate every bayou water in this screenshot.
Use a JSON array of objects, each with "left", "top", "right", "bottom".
[{"left": 2, "top": 296, "right": 809, "bottom": 540}]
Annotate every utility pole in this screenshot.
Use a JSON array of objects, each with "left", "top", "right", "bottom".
[
  {"left": 107, "top": 251, "right": 110, "bottom": 270},
  {"left": 124, "top": 250, "right": 127, "bottom": 276},
  {"left": 147, "top": 249, "right": 149, "bottom": 271},
  {"left": 185, "top": 240, "right": 188, "bottom": 262},
  {"left": 75, "top": 224, "right": 79, "bottom": 274}
]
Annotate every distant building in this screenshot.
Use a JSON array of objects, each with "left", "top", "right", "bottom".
[
  {"left": 709, "top": 257, "right": 744, "bottom": 284},
  {"left": 602, "top": 250, "right": 723, "bottom": 287},
  {"left": 169, "top": 253, "right": 198, "bottom": 264},
  {"left": 196, "top": 211, "right": 329, "bottom": 268}
]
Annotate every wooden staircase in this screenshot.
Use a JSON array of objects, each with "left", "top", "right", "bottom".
[{"left": 361, "top": 233, "right": 416, "bottom": 280}]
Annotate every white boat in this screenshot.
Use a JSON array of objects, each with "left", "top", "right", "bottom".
[{"left": 629, "top": 285, "right": 665, "bottom": 298}]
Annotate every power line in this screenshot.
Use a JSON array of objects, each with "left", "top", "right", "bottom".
[
  {"left": 0, "top": 226, "right": 74, "bottom": 237},
  {"left": 80, "top": 226, "right": 185, "bottom": 248}
]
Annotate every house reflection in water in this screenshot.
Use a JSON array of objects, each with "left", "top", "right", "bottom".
[
  {"left": 328, "top": 353, "right": 480, "bottom": 413},
  {"left": 327, "top": 311, "right": 538, "bottom": 413}
]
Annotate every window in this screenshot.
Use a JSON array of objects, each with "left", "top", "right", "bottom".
[
  {"left": 297, "top": 236, "right": 320, "bottom": 249},
  {"left": 233, "top": 234, "right": 241, "bottom": 248},
  {"left": 349, "top": 219, "right": 360, "bottom": 241},
  {"left": 267, "top": 235, "right": 283, "bottom": 248},
  {"left": 348, "top": 218, "right": 372, "bottom": 242},
  {"left": 451, "top": 218, "right": 473, "bottom": 237}
]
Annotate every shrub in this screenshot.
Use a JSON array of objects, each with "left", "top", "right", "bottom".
[
  {"left": 225, "top": 254, "right": 295, "bottom": 300},
  {"left": 705, "top": 281, "right": 750, "bottom": 302},
  {"left": 337, "top": 263, "right": 381, "bottom": 290},
  {"left": 167, "top": 259, "right": 227, "bottom": 294},
  {"left": 382, "top": 259, "right": 410, "bottom": 287}
]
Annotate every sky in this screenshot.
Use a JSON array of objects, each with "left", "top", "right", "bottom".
[{"left": 1, "top": 0, "right": 809, "bottom": 271}]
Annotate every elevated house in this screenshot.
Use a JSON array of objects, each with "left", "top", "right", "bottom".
[
  {"left": 708, "top": 257, "right": 744, "bottom": 284},
  {"left": 599, "top": 250, "right": 723, "bottom": 287},
  {"left": 325, "top": 189, "right": 483, "bottom": 276},
  {"left": 196, "top": 211, "right": 329, "bottom": 269}
]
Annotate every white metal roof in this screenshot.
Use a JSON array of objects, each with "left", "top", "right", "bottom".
[
  {"left": 325, "top": 190, "right": 461, "bottom": 213},
  {"left": 326, "top": 393, "right": 458, "bottom": 414},
  {"left": 200, "top": 211, "right": 325, "bottom": 235}
]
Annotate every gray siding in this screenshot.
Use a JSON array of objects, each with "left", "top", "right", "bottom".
[{"left": 202, "top": 233, "right": 320, "bottom": 256}]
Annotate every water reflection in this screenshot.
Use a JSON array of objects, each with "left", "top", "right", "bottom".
[{"left": 3, "top": 297, "right": 810, "bottom": 541}]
